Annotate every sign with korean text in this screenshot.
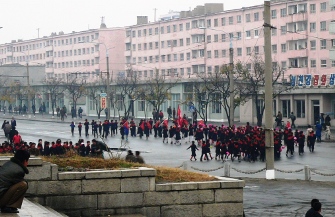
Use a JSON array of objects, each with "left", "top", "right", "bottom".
[{"left": 291, "top": 74, "right": 335, "bottom": 87}]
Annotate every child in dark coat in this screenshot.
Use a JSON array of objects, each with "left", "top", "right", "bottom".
[{"left": 187, "top": 141, "right": 199, "bottom": 161}]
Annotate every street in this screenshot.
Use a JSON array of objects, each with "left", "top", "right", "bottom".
[{"left": 2, "top": 118, "right": 335, "bottom": 216}]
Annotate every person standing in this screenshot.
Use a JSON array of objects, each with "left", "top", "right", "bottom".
[
  {"left": 290, "top": 112, "right": 296, "bottom": 128},
  {"left": 325, "top": 115, "right": 331, "bottom": 128},
  {"left": 70, "top": 121, "right": 75, "bottom": 136},
  {"left": 307, "top": 130, "right": 316, "bottom": 152},
  {"left": 187, "top": 141, "right": 199, "bottom": 161},
  {"left": 172, "top": 108, "right": 176, "bottom": 120},
  {"left": 31, "top": 104, "right": 36, "bottom": 116},
  {"left": 275, "top": 111, "right": 283, "bottom": 127},
  {"left": 167, "top": 106, "right": 172, "bottom": 120},
  {"left": 11, "top": 117, "right": 16, "bottom": 131},
  {"left": 84, "top": 119, "right": 90, "bottom": 137},
  {"left": 0, "top": 150, "right": 30, "bottom": 213},
  {"left": 78, "top": 107, "right": 83, "bottom": 119},
  {"left": 78, "top": 122, "right": 82, "bottom": 137}
]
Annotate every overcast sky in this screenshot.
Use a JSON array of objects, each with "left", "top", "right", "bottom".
[{"left": 0, "top": 0, "right": 265, "bottom": 44}]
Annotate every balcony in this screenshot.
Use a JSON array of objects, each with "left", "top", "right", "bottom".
[
  {"left": 285, "top": 49, "right": 308, "bottom": 59},
  {"left": 45, "top": 55, "right": 54, "bottom": 62}
]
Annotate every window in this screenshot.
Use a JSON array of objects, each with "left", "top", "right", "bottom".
[
  {"left": 180, "top": 53, "right": 184, "bottom": 61},
  {"left": 281, "top": 61, "right": 287, "bottom": 70},
  {"left": 272, "top": 28, "right": 277, "bottom": 36},
  {"left": 281, "top": 26, "right": 287, "bottom": 34},
  {"left": 237, "top": 48, "right": 242, "bottom": 56},
  {"left": 214, "top": 50, "right": 219, "bottom": 58},
  {"left": 171, "top": 94, "right": 180, "bottom": 110},
  {"left": 187, "top": 52, "right": 190, "bottom": 60},
  {"left": 246, "top": 63, "right": 251, "bottom": 71},
  {"left": 167, "top": 26, "right": 171, "bottom": 33},
  {"left": 280, "top": 8, "right": 287, "bottom": 17},
  {"left": 320, "top": 21, "right": 327, "bottom": 31},
  {"left": 186, "top": 22, "right": 190, "bottom": 30},
  {"left": 207, "top": 51, "right": 212, "bottom": 58},
  {"left": 155, "top": 55, "right": 159, "bottom": 62},
  {"left": 254, "top": 46, "right": 259, "bottom": 54},
  {"left": 237, "top": 32, "right": 241, "bottom": 40},
  {"left": 179, "top": 24, "right": 183, "bottom": 31},
  {"left": 173, "top": 25, "right": 177, "bottom": 32},
  {"left": 246, "top": 30, "right": 251, "bottom": 38},
  {"left": 310, "top": 22, "right": 316, "bottom": 32},
  {"left": 221, "top": 34, "right": 226, "bottom": 42},
  {"left": 138, "top": 44, "right": 142, "bottom": 50},
  {"left": 212, "top": 93, "right": 221, "bottom": 113},
  {"left": 149, "top": 28, "right": 152, "bottom": 35},
  {"left": 321, "top": 59, "right": 327, "bottom": 67},
  {"left": 310, "top": 4, "right": 316, "bottom": 13},
  {"left": 214, "top": 34, "right": 218, "bottom": 42},
  {"left": 296, "top": 100, "right": 305, "bottom": 118},
  {"left": 332, "top": 60, "right": 335, "bottom": 67},
  {"left": 180, "top": 68, "right": 184, "bottom": 76},
  {"left": 207, "top": 35, "right": 211, "bottom": 43},
  {"left": 155, "top": 42, "right": 159, "bottom": 49},
  {"left": 207, "top": 66, "right": 212, "bottom": 74},
  {"left": 282, "top": 100, "right": 291, "bottom": 118},
  {"left": 246, "top": 47, "right": 251, "bottom": 55},
  {"left": 173, "top": 54, "right": 177, "bottom": 61},
  {"left": 222, "top": 49, "right": 226, "bottom": 57},
  {"left": 167, "top": 54, "right": 171, "bottom": 62},
  {"left": 237, "top": 15, "right": 242, "bottom": 23},
  {"left": 246, "top": 14, "right": 250, "bottom": 22},
  {"left": 320, "top": 2, "right": 327, "bottom": 12},
  {"left": 310, "top": 40, "right": 316, "bottom": 50},
  {"left": 214, "top": 18, "right": 218, "bottom": 27},
  {"left": 144, "top": 43, "right": 147, "bottom": 50},
  {"left": 271, "top": 10, "right": 277, "bottom": 19},
  {"left": 155, "top": 27, "right": 159, "bottom": 35},
  {"left": 221, "top": 17, "right": 226, "bottom": 26},
  {"left": 186, "top": 38, "right": 190, "bottom": 45},
  {"left": 229, "top": 16, "right": 233, "bottom": 25},
  {"left": 179, "top": 39, "right": 184, "bottom": 46},
  {"left": 173, "top": 40, "right": 177, "bottom": 47},
  {"left": 320, "top": 39, "right": 327, "bottom": 49},
  {"left": 311, "top": 59, "right": 316, "bottom": 68},
  {"left": 161, "top": 26, "right": 164, "bottom": 34},
  {"left": 272, "top": 44, "right": 277, "bottom": 53},
  {"left": 161, "top": 41, "right": 164, "bottom": 48},
  {"left": 281, "top": 44, "right": 286, "bottom": 53},
  {"left": 207, "top": 19, "right": 211, "bottom": 27},
  {"left": 254, "top": 12, "right": 259, "bottom": 21},
  {"left": 254, "top": 29, "right": 259, "bottom": 37}
]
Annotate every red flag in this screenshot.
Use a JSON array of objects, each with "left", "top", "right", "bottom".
[
  {"left": 177, "top": 105, "right": 182, "bottom": 127},
  {"left": 183, "top": 119, "right": 189, "bottom": 127}
]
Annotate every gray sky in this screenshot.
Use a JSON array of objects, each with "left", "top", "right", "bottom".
[{"left": 0, "top": 0, "right": 264, "bottom": 44}]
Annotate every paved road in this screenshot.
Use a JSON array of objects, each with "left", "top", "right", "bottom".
[{"left": 2, "top": 117, "right": 335, "bottom": 216}]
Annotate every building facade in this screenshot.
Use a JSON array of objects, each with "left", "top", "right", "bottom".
[{"left": 0, "top": 0, "right": 335, "bottom": 126}]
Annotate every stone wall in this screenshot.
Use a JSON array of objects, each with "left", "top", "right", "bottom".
[{"left": 0, "top": 158, "right": 245, "bottom": 217}]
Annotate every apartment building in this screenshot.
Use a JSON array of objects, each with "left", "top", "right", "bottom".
[
  {"left": 0, "top": 22, "right": 125, "bottom": 82},
  {"left": 123, "top": 0, "right": 335, "bottom": 125}
]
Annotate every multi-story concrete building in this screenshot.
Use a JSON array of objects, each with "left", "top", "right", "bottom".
[{"left": 123, "top": 0, "right": 335, "bottom": 125}]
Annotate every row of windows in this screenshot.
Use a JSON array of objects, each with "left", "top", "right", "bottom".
[
  {"left": 46, "top": 47, "right": 96, "bottom": 58},
  {"left": 127, "top": 3, "right": 333, "bottom": 38},
  {"left": 51, "top": 59, "right": 97, "bottom": 69},
  {"left": 12, "top": 53, "right": 45, "bottom": 63}
]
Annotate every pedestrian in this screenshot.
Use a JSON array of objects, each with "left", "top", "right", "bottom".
[
  {"left": 290, "top": 112, "right": 296, "bottom": 128},
  {"left": 200, "top": 140, "right": 209, "bottom": 162},
  {"left": 275, "top": 111, "right": 283, "bottom": 127},
  {"left": 298, "top": 131, "right": 305, "bottom": 155},
  {"left": 187, "top": 141, "right": 199, "bottom": 161},
  {"left": 32, "top": 104, "right": 36, "bottom": 116},
  {"left": 307, "top": 130, "right": 316, "bottom": 152},
  {"left": 172, "top": 108, "right": 176, "bottom": 120},
  {"left": 315, "top": 121, "right": 322, "bottom": 142},
  {"left": 135, "top": 151, "right": 145, "bottom": 164},
  {"left": 78, "top": 122, "right": 82, "bottom": 137},
  {"left": 325, "top": 115, "right": 331, "bottom": 127},
  {"left": 167, "top": 106, "right": 172, "bottom": 121},
  {"left": 70, "top": 121, "right": 75, "bottom": 136},
  {"left": 0, "top": 150, "right": 30, "bottom": 213},
  {"left": 84, "top": 119, "right": 90, "bottom": 137},
  {"left": 78, "top": 107, "right": 83, "bottom": 119},
  {"left": 305, "top": 199, "right": 322, "bottom": 217}
]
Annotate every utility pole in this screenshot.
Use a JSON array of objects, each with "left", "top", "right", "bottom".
[
  {"left": 106, "top": 50, "right": 111, "bottom": 120},
  {"left": 264, "top": 1, "right": 275, "bottom": 180},
  {"left": 229, "top": 38, "right": 234, "bottom": 127},
  {"left": 26, "top": 62, "right": 31, "bottom": 114}
]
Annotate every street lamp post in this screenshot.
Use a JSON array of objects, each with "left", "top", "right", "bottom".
[
  {"left": 229, "top": 38, "right": 234, "bottom": 127},
  {"left": 20, "top": 52, "right": 31, "bottom": 114}
]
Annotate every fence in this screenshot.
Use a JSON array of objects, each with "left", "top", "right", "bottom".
[{"left": 176, "top": 162, "right": 335, "bottom": 181}]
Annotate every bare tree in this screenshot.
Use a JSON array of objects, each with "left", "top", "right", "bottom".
[
  {"left": 42, "top": 77, "right": 66, "bottom": 116},
  {"left": 143, "top": 71, "right": 179, "bottom": 115},
  {"left": 85, "top": 81, "right": 106, "bottom": 120},
  {"left": 239, "top": 55, "right": 292, "bottom": 126},
  {"left": 65, "top": 76, "right": 86, "bottom": 116},
  {"left": 115, "top": 72, "right": 140, "bottom": 119}
]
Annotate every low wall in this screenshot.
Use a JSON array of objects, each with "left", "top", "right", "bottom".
[{"left": 0, "top": 157, "right": 245, "bottom": 217}]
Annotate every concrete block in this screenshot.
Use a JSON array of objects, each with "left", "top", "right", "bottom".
[
  {"left": 85, "top": 170, "right": 121, "bottom": 179},
  {"left": 63, "top": 210, "right": 82, "bottom": 217},
  {"left": 98, "top": 193, "right": 143, "bottom": 208},
  {"left": 121, "top": 177, "right": 150, "bottom": 192},
  {"left": 37, "top": 180, "right": 82, "bottom": 195},
  {"left": 82, "top": 179, "right": 120, "bottom": 193},
  {"left": 220, "top": 180, "right": 245, "bottom": 188},
  {"left": 121, "top": 169, "right": 141, "bottom": 177},
  {"left": 58, "top": 172, "right": 85, "bottom": 180},
  {"left": 26, "top": 164, "right": 52, "bottom": 181},
  {"left": 171, "top": 182, "right": 198, "bottom": 191},
  {"left": 215, "top": 189, "right": 243, "bottom": 202},
  {"left": 50, "top": 164, "right": 59, "bottom": 180},
  {"left": 141, "top": 206, "right": 161, "bottom": 217},
  {"left": 115, "top": 207, "right": 142, "bottom": 215},
  {"left": 149, "top": 177, "right": 155, "bottom": 191},
  {"left": 138, "top": 167, "right": 157, "bottom": 177},
  {"left": 27, "top": 158, "right": 43, "bottom": 166},
  {"left": 46, "top": 195, "right": 97, "bottom": 210},
  {"left": 155, "top": 184, "right": 172, "bottom": 191},
  {"left": 179, "top": 190, "right": 214, "bottom": 204},
  {"left": 26, "top": 181, "right": 38, "bottom": 195},
  {"left": 202, "top": 203, "right": 244, "bottom": 217},
  {"left": 198, "top": 181, "right": 221, "bottom": 190},
  {"left": 161, "top": 204, "right": 202, "bottom": 217},
  {"left": 144, "top": 191, "right": 179, "bottom": 206}
]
